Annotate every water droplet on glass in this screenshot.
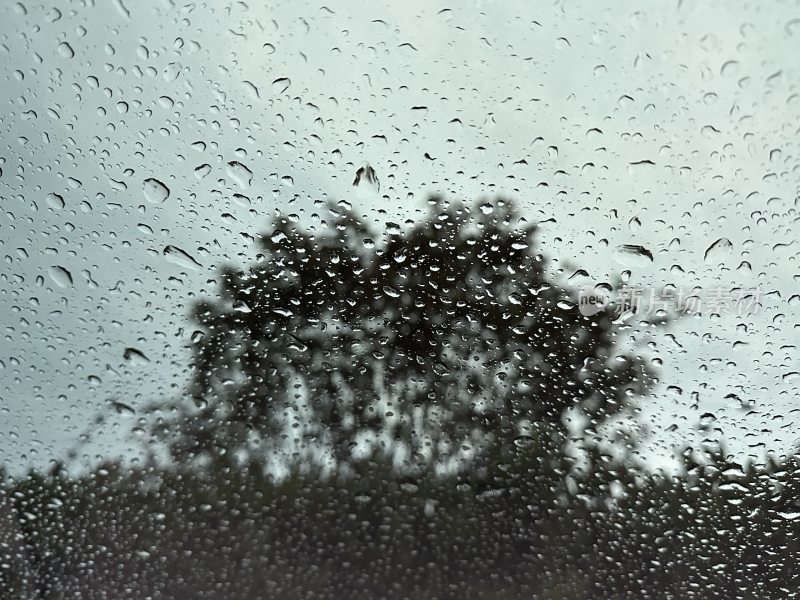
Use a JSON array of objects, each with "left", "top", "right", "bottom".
[
  {"left": 45, "top": 193, "right": 65, "bottom": 209},
  {"left": 48, "top": 266, "right": 73, "bottom": 287},
  {"left": 194, "top": 164, "right": 211, "bottom": 179},
  {"left": 272, "top": 77, "right": 291, "bottom": 94},
  {"left": 123, "top": 347, "right": 151, "bottom": 365},
  {"left": 701, "top": 125, "right": 721, "bottom": 139},
  {"left": 613, "top": 244, "right": 653, "bottom": 267},
  {"left": 227, "top": 161, "right": 253, "bottom": 188},
  {"left": 143, "top": 178, "right": 170, "bottom": 204},
  {"left": 110, "top": 400, "right": 136, "bottom": 417},
  {"left": 353, "top": 163, "right": 379, "bottom": 198},
  {"left": 163, "top": 62, "right": 183, "bottom": 82},
  {"left": 163, "top": 245, "right": 203, "bottom": 270},
  {"left": 704, "top": 237, "right": 733, "bottom": 263},
  {"left": 57, "top": 42, "right": 75, "bottom": 59},
  {"left": 777, "top": 511, "right": 800, "bottom": 521}
]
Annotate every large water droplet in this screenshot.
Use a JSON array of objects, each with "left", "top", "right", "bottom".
[
  {"left": 45, "top": 193, "right": 65, "bottom": 209},
  {"left": 57, "top": 42, "right": 75, "bottom": 59},
  {"left": 110, "top": 400, "right": 136, "bottom": 417},
  {"left": 123, "top": 347, "right": 151, "bottom": 365},
  {"left": 613, "top": 244, "right": 653, "bottom": 267},
  {"left": 777, "top": 511, "right": 800, "bottom": 521},
  {"left": 194, "top": 164, "right": 211, "bottom": 179},
  {"left": 48, "top": 266, "right": 73, "bottom": 287},
  {"left": 272, "top": 77, "right": 291, "bottom": 94},
  {"left": 164, "top": 245, "right": 202, "bottom": 270},
  {"left": 227, "top": 161, "right": 253, "bottom": 188},
  {"left": 704, "top": 237, "right": 733, "bottom": 263},
  {"left": 163, "top": 62, "right": 182, "bottom": 82},
  {"left": 353, "top": 163, "right": 380, "bottom": 199},
  {"left": 143, "top": 178, "right": 170, "bottom": 203},
  {"left": 112, "top": 0, "right": 131, "bottom": 20}
]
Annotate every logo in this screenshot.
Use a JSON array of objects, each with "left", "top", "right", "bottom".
[{"left": 578, "top": 286, "right": 610, "bottom": 316}]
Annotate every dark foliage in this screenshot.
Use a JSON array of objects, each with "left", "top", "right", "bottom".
[
  {"left": 166, "top": 197, "right": 654, "bottom": 471},
  {"left": 2, "top": 446, "right": 798, "bottom": 599}
]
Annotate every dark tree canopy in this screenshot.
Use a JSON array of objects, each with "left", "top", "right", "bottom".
[{"left": 164, "top": 197, "right": 655, "bottom": 472}]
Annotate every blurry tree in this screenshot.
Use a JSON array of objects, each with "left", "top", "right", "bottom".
[{"left": 159, "top": 197, "right": 656, "bottom": 473}]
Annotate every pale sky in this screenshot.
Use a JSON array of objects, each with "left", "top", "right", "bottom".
[{"left": 1, "top": 0, "right": 798, "bottom": 473}]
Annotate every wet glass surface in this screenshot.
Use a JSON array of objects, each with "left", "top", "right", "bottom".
[{"left": 1, "top": 1, "right": 799, "bottom": 598}]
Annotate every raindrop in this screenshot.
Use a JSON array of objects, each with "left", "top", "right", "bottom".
[
  {"left": 163, "top": 62, "right": 182, "bottom": 82},
  {"left": 57, "top": 42, "right": 75, "bottom": 59},
  {"left": 112, "top": 0, "right": 131, "bottom": 20},
  {"left": 48, "top": 266, "right": 73, "bottom": 288},
  {"left": 45, "top": 7, "right": 62, "bottom": 22},
  {"left": 272, "top": 77, "right": 291, "bottom": 94},
  {"left": 143, "top": 178, "right": 170, "bottom": 203},
  {"left": 110, "top": 400, "right": 136, "bottom": 416},
  {"left": 243, "top": 80, "right": 260, "bottom": 99},
  {"left": 704, "top": 237, "right": 733, "bottom": 262},
  {"left": 233, "top": 193, "right": 251, "bottom": 207},
  {"left": 720, "top": 60, "right": 740, "bottom": 77},
  {"left": 628, "top": 159, "right": 655, "bottom": 173},
  {"left": 123, "top": 347, "right": 151, "bottom": 365},
  {"left": 227, "top": 161, "right": 253, "bottom": 188},
  {"left": 514, "top": 435, "right": 536, "bottom": 448},
  {"left": 777, "top": 511, "right": 800, "bottom": 521},
  {"left": 353, "top": 163, "right": 380, "bottom": 197},
  {"left": 194, "top": 164, "right": 212, "bottom": 179},
  {"left": 613, "top": 244, "right": 653, "bottom": 267},
  {"left": 45, "top": 193, "right": 65, "bottom": 209},
  {"left": 163, "top": 245, "right": 203, "bottom": 270}
]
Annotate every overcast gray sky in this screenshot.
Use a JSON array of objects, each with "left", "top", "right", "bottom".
[{"left": 1, "top": 0, "right": 798, "bottom": 473}]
